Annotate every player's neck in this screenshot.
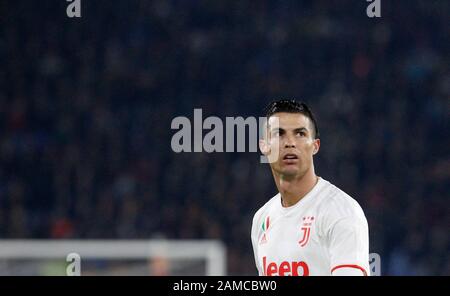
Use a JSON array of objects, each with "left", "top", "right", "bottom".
[{"left": 275, "top": 168, "right": 319, "bottom": 208}]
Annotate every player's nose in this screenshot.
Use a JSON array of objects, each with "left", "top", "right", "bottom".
[{"left": 284, "top": 134, "right": 296, "bottom": 148}]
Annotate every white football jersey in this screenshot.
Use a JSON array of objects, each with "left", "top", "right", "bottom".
[{"left": 251, "top": 177, "right": 370, "bottom": 276}]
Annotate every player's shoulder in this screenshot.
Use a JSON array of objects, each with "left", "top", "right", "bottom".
[{"left": 316, "top": 178, "right": 366, "bottom": 220}]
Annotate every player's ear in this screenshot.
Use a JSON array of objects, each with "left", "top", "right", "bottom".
[
  {"left": 312, "top": 138, "right": 320, "bottom": 155},
  {"left": 259, "top": 138, "right": 270, "bottom": 155}
]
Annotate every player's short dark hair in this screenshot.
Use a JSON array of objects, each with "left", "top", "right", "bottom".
[{"left": 264, "top": 99, "right": 320, "bottom": 139}]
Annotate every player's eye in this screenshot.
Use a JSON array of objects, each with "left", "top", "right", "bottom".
[{"left": 296, "top": 131, "right": 306, "bottom": 137}]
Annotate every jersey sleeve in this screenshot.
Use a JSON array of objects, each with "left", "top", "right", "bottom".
[{"left": 327, "top": 215, "right": 370, "bottom": 276}]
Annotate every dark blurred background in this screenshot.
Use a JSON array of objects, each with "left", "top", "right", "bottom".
[{"left": 0, "top": 0, "right": 449, "bottom": 275}]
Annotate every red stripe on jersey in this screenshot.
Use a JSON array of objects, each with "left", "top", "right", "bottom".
[{"left": 331, "top": 264, "right": 368, "bottom": 276}]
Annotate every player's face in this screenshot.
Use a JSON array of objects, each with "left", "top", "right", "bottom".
[{"left": 265, "top": 113, "right": 320, "bottom": 178}]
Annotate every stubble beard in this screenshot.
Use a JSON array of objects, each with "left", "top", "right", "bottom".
[{"left": 272, "top": 161, "right": 307, "bottom": 182}]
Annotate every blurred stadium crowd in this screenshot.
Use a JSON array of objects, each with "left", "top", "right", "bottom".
[{"left": 0, "top": 1, "right": 449, "bottom": 275}]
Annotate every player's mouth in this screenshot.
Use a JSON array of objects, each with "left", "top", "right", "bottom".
[{"left": 282, "top": 153, "right": 299, "bottom": 164}]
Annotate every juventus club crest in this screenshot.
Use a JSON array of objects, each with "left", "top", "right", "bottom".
[{"left": 299, "top": 216, "right": 314, "bottom": 247}]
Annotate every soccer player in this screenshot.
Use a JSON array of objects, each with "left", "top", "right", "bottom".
[{"left": 251, "top": 99, "right": 370, "bottom": 276}]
